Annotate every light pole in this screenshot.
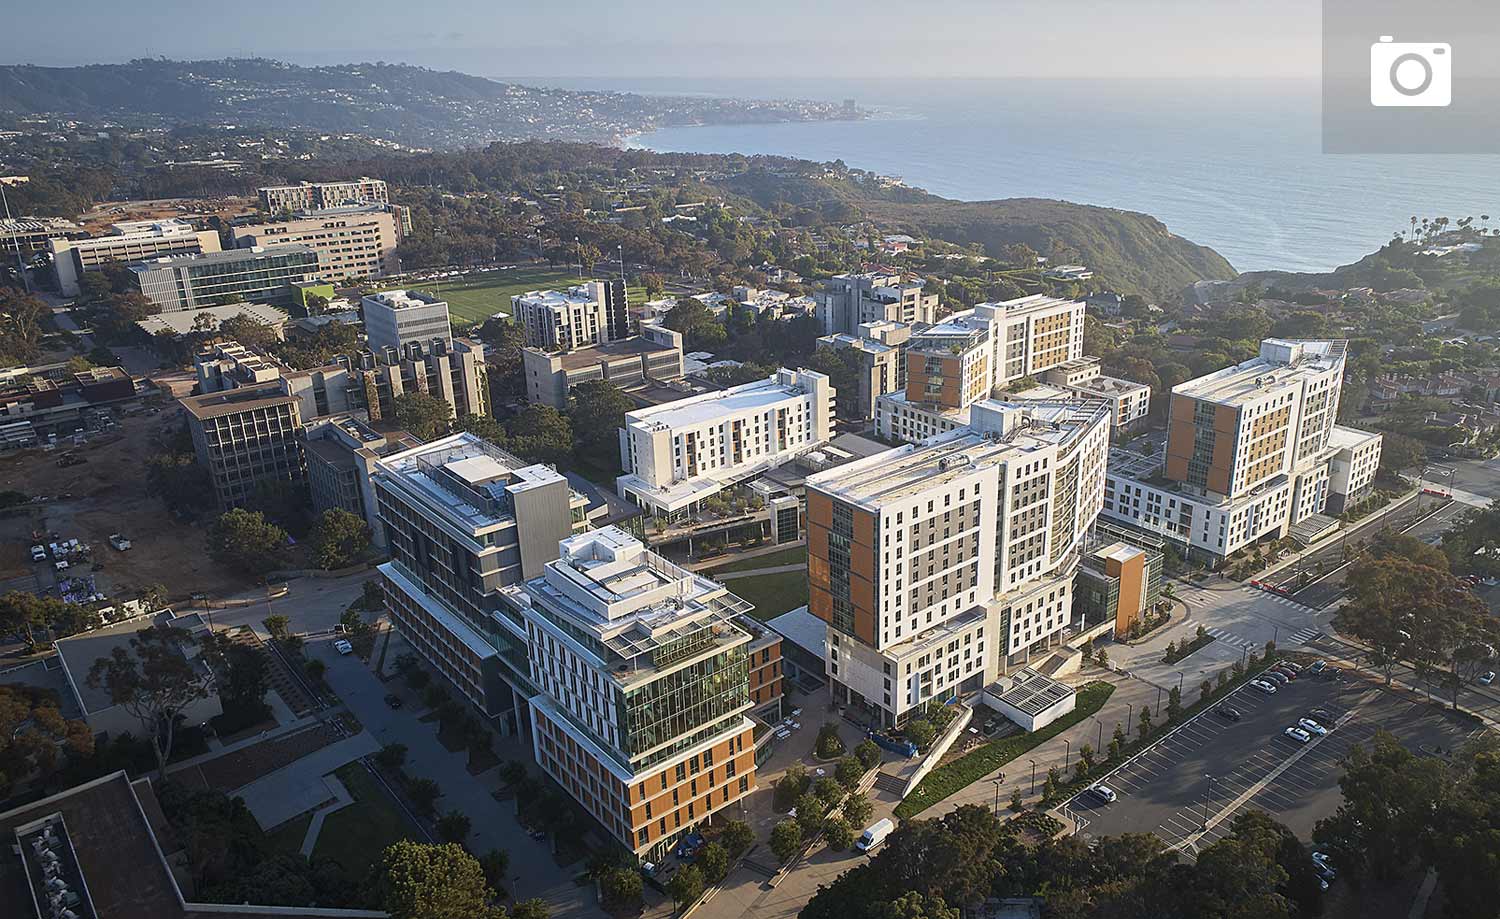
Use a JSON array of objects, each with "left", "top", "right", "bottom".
[
  {"left": 574, "top": 236, "right": 582, "bottom": 279},
  {"left": 991, "top": 776, "right": 1004, "bottom": 815},
  {"left": 1200, "top": 773, "right": 1216, "bottom": 831},
  {"left": 1029, "top": 759, "right": 1037, "bottom": 795},
  {"left": 1177, "top": 671, "right": 1185, "bottom": 693},
  {"left": 1156, "top": 684, "right": 1163, "bottom": 715},
  {"left": 617, "top": 244, "right": 625, "bottom": 283},
  {"left": 0, "top": 181, "right": 31, "bottom": 294},
  {"left": 1126, "top": 702, "right": 1134, "bottom": 733},
  {"left": 1093, "top": 716, "right": 1104, "bottom": 752},
  {"left": 1064, "top": 739, "right": 1071, "bottom": 771}
]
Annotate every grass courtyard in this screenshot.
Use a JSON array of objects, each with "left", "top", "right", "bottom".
[
  {"left": 723, "top": 569, "right": 809, "bottom": 621},
  {"left": 410, "top": 266, "right": 649, "bottom": 326},
  {"left": 311, "top": 764, "right": 420, "bottom": 873}
]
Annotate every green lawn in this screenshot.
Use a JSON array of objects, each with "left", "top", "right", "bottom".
[
  {"left": 411, "top": 266, "right": 647, "bottom": 326},
  {"left": 709, "top": 545, "right": 809, "bottom": 574},
  {"left": 313, "top": 764, "right": 420, "bottom": 873},
  {"left": 264, "top": 812, "right": 313, "bottom": 857},
  {"left": 723, "top": 569, "right": 809, "bottom": 621},
  {"left": 894, "top": 681, "right": 1117, "bottom": 820}
]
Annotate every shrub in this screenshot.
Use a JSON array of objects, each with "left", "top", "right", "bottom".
[
  {"left": 303, "top": 658, "right": 326, "bottom": 682},
  {"left": 814, "top": 722, "right": 845, "bottom": 759},
  {"left": 406, "top": 777, "right": 441, "bottom": 815},
  {"left": 1010, "top": 788, "right": 1025, "bottom": 812},
  {"left": 436, "top": 810, "right": 471, "bottom": 844},
  {"left": 376, "top": 742, "right": 408, "bottom": 770},
  {"left": 904, "top": 719, "right": 937, "bottom": 750}
]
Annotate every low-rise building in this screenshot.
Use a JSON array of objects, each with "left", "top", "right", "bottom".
[
  {"left": 523, "top": 325, "right": 684, "bottom": 409},
  {"left": 134, "top": 302, "right": 291, "bottom": 340},
  {"left": 49, "top": 219, "right": 222, "bottom": 297},
  {"left": 1325, "top": 425, "right": 1383, "bottom": 514},
  {"left": 616, "top": 368, "right": 835, "bottom": 518},
  {"left": 129, "top": 245, "right": 319, "bottom": 313},
  {"left": 0, "top": 366, "right": 137, "bottom": 443},
  {"left": 1039, "top": 357, "right": 1152, "bottom": 431},
  {"left": 500, "top": 527, "right": 762, "bottom": 858},
  {"left": 0, "top": 215, "right": 81, "bottom": 256},
  {"left": 180, "top": 381, "right": 305, "bottom": 508},
  {"left": 1075, "top": 539, "right": 1164, "bottom": 637}
]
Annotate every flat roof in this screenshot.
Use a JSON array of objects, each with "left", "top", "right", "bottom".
[
  {"left": 766, "top": 605, "right": 827, "bottom": 659},
  {"left": 375, "top": 432, "right": 563, "bottom": 534},
  {"left": 815, "top": 400, "right": 1109, "bottom": 507},
  {"left": 987, "top": 668, "right": 1074, "bottom": 716},
  {"left": 179, "top": 383, "right": 294, "bottom": 420},
  {"left": 1174, "top": 339, "right": 1347, "bottom": 406},
  {"left": 1327, "top": 424, "right": 1382, "bottom": 450},
  {"left": 625, "top": 372, "right": 811, "bottom": 431},
  {"left": 131, "top": 243, "right": 314, "bottom": 269},
  {"left": 136, "top": 302, "right": 289, "bottom": 337},
  {"left": 53, "top": 611, "right": 207, "bottom": 715},
  {"left": 546, "top": 336, "right": 676, "bottom": 371}
]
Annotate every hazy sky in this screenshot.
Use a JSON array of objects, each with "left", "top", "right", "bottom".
[{"left": 0, "top": 0, "right": 1322, "bottom": 83}]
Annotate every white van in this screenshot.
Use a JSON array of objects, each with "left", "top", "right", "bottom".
[{"left": 855, "top": 818, "right": 895, "bottom": 853}]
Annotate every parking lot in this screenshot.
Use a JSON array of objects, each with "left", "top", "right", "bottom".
[{"left": 1067, "top": 665, "right": 1480, "bottom": 856}]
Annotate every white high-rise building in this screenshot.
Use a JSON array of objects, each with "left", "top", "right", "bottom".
[
  {"left": 362, "top": 290, "right": 453, "bottom": 352},
  {"left": 806, "top": 399, "right": 1112, "bottom": 726},
  {"left": 512, "top": 279, "right": 630, "bottom": 351}
]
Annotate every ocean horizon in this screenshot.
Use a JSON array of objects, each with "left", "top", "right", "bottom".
[{"left": 510, "top": 75, "right": 1500, "bottom": 276}]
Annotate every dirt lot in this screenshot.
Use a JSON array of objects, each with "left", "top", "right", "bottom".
[{"left": 0, "top": 408, "right": 250, "bottom": 604}]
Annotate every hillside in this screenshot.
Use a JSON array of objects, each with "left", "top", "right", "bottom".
[
  {"left": 0, "top": 58, "right": 856, "bottom": 148},
  {"left": 718, "top": 169, "right": 1237, "bottom": 296}
]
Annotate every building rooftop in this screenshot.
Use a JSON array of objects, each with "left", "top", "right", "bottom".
[
  {"left": 130, "top": 243, "right": 314, "bottom": 269},
  {"left": 544, "top": 336, "right": 676, "bottom": 371},
  {"left": 53, "top": 611, "right": 209, "bottom": 716},
  {"left": 987, "top": 668, "right": 1074, "bottom": 716},
  {"left": 178, "top": 382, "right": 295, "bottom": 421},
  {"left": 1072, "top": 374, "right": 1150, "bottom": 397},
  {"left": 814, "top": 400, "right": 1109, "bottom": 507},
  {"left": 362, "top": 289, "right": 445, "bottom": 310},
  {"left": 106, "top": 218, "right": 197, "bottom": 238},
  {"left": 1175, "top": 339, "right": 1348, "bottom": 406},
  {"left": 625, "top": 370, "right": 818, "bottom": 432},
  {"left": 136, "top": 302, "right": 289, "bottom": 338},
  {"left": 514, "top": 286, "right": 600, "bottom": 309},
  {"left": 1327, "top": 424, "right": 1382, "bottom": 450},
  {"left": 765, "top": 606, "right": 827, "bottom": 660},
  {"left": 985, "top": 294, "right": 1084, "bottom": 316}
]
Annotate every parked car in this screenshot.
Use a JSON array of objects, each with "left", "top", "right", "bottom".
[
  {"left": 30, "top": 545, "right": 45, "bottom": 562},
  {"left": 1215, "top": 705, "right": 1242, "bottom": 721},
  {"left": 1284, "top": 726, "right": 1312, "bottom": 744},
  {"left": 1262, "top": 671, "right": 1290, "bottom": 685},
  {"left": 1087, "top": 785, "right": 1118, "bottom": 804},
  {"left": 1270, "top": 665, "right": 1298, "bottom": 680},
  {"left": 1298, "top": 718, "right": 1329, "bottom": 736},
  {"left": 333, "top": 638, "right": 354, "bottom": 655},
  {"left": 1479, "top": 671, "right": 1495, "bottom": 686},
  {"left": 1278, "top": 660, "right": 1304, "bottom": 671},
  {"left": 1309, "top": 659, "right": 1327, "bottom": 674},
  {"left": 384, "top": 693, "right": 403, "bottom": 709},
  {"left": 53, "top": 560, "right": 69, "bottom": 571},
  {"left": 1307, "top": 708, "right": 1337, "bottom": 727},
  {"left": 1250, "top": 679, "right": 1278, "bottom": 694}
]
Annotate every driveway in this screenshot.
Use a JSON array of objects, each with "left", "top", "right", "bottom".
[{"left": 308, "top": 633, "right": 595, "bottom": 919}]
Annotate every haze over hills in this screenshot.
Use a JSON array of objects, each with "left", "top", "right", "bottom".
[{"left": 0, "top": 57, "right": 858, "bottom": 148}]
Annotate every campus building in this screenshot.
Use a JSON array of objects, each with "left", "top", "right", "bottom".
[
  {"left": 1040, "top": 357, "right": 1152, "bottom": 432},
  {"left": 874, "top": 295, "right": 1088, "bottom": 443},
  {"left": 500, "top": 527, "right": 762, "bottom": 858},
  {"left": 817, "top": 271, "right": 939, "bottom": 335},
  {"left": 615, "top": 368, "right": 835, "bottom": 517},
  {"left": 806, "top": 399, "right": 1112, "bottom": 726},
  {"left": 815, "top": 320, "right": 911, "bottom": 421},
  {"left": 231, "top": 204, "right": 403, "bottom": 281},
  {"left": 1101, "top": 339, "right": 1382, "bottom": 563},
  {"left": 522, "top": 324, "right": 685, "bottom": 409},
  {"left": 180, "top": 382, "right": 305, "bottom": 508},
  {"left": 512, "top": 279, "right": 630, "bottom": 351},
  {"left": 362, "top": 289, "right": 453, "bottom": 351},
  {"left": 303, "top": 415, "right": 422, "bottom": 549},
  {"left": 129, "top": 245, "right": 320, "bottom": 313},
  {"left": 258, "top": 177, "right": 390, "bottom": 212},
  {"left": 48, "top": 219, "right": 222, "bottom": 297},
  {"left": 0, "top": 215, "right": 80, "bottom": 256},
  {"left": 1075, "top": 538, "right": 1164, "bottom": 637},
  {"left": 373, "top": 434, "right": 597, "bottom": 729}
]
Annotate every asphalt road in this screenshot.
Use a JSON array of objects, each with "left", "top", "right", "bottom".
[
  {"left": 1068, "top": 669, "right": 1477, "bottom": 853},
  {"left": 1281, "top": 498, "right": 1466, "bottom": 608}
]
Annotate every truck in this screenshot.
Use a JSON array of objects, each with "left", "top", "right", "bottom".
[
  {"left": 856, "top": 818, "right": 895, "bottom": 853},
  {"left": 109, "top": 534, "right": 132, "bottom": 551}
]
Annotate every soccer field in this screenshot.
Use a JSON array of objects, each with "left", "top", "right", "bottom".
[{"left": 410, "top": 266, "right": 649, "bottom": 326}]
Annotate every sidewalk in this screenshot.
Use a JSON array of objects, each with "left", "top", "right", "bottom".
[
  {"left": 716, "top": 564, "right": 807, "bottom": 580},
  {"left": 1258, "top": 488, "right": 1421, "bottom": 582}
]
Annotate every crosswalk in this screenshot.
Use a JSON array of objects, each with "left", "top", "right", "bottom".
[{"left": 1204, "top": 625, "right": 1324, "bottom": 650}]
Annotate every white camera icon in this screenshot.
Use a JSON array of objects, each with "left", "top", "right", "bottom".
[{"left": 1370, "top": 36, "right": 1451, "bottom": 107}]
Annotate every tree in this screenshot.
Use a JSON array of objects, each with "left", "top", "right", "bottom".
[
  {"left": 667, "top": 864, "right": 704, "bottom": 911},
  {"left": 770, "top": 819, "right": 803, "bottom": 862},
  {"left": 599, "top": 866, "right": 643, "bottom": 912},
  {"left": 843, "top": 792, "right": 873, "bottom": 828},
  {"left": 721, "top": 818, "right": 755, "bottom": 856},
  {"left": 1042, "top": 767, "right": 1061, "bottom": 803},
  {"left": 1379, "top": 431, "right": 1426, "bottom": 478},
  {"left": 377, "top": 841, "right": 502, "bottom": 919},
  {"left": 1166, "top": 686, "right": 1183, "bottom": 722},
  {"left": 815, "top": 721, "right": 846, "bottom": 759},
  {"left": 263, "top": 614, "right": 290, "bottom": 641},
  {"left": 568, "top": 380, "right": 634, "bottom": 468},
  {"left": 406, "top": 777, "right": 441, "bottom": 816},
  {"left": 437, "top": 810, "right": 472, "bottom": 844},
  {"left": 855, "top": 739, "right": 882, "bottom": 770},
  {"left": 511, "top": 899, "right": 549, "bottom": 919},
  {"left": 875, "top": 892, "right": 960, "bottom": 919},
  {"left": 813, "top": 776, "right": 844, "bottom": 810},
  {"left": 0, "top": 685, "right": 94, "bottom": 797},
  {"left": 207, "top": 632, "right": 268, "bottom": 710},
  {"left": 376, "top": 742, "right": 408, "bottom": 770},
  {"left": 144, "top": 450, "right": 215, "bottom": 518},
  {"left": 86, "top": 625, "right": 210, "bottom": 778},
  {"left": 218, "top": 312, "right": 279, "bottom": 351},
  {"left": 503, "top": 403, "right": 573, "bottom": 466},
  {"left": 699, "top": 840, "right": 731, "bottom": 883},
  {"left": 1137, "top": 707, "right": 1152, "bottom": 742},
  {"left": 904, "top": 719, "right": 936, "bottom": 750},
  {"left": 394, "top": 390, "right": 454, "bottom": 441},
  {"left": 0, "top": 591, "right": 98, "bottom": 649},
  {"left": 206, "top": 509, "right": 288, "bottom": 577},
  {"left": 1010, "top": 788, "right": 1025, "bottom": 812},
  {"left": 1337, "top": 557, "right": 1450, "bottom": 685},
  {"left": 1368, "top": 530, "right": 1450, "bottom": 571},
  {"left": 308, "top": 508, "right": 371, "bottom": 570},
  {"left": 823, "top": 815, "right": 854, "bottom": 850},
  {"left": 303, "top": 658, "right": 326, "bottom": 682}
]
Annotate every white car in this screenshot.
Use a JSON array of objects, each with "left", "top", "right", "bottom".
[
  {"left": 1284, "top": 726, "right": 1312, "bottom": 744},
  {"left": 1298, "top": 718, "right": 1329, "bottom": 736},
  {"left": 1250, "top": 679, "right": 1278, "bottom": 694},
  {"left": 53, "top": 560, "right": 69, "bottom": 571},
  {"left": 30, "top": 545, "right": 46, "bottom": 562},
  {"left": 1087, "top": 784, "right": 1118, "bottom": 804},
  {"left": 1479, "top": 671, "right": 1495, "bottom": 686},
  {"left": 333, "top": 638, "right": 354, "bottom": 655}
]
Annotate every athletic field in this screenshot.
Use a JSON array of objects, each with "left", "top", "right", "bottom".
[{"left": 410, "top": 266, "right": 650, "bottom": 326}]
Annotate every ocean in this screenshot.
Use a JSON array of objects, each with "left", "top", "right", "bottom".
[{"left": 536, "top": 77, "right": 1500, "bottom": 275}]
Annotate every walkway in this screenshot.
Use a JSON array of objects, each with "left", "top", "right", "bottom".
[
  {"left": 299, "top": 774, "right": 354, "bottom": 857},
  {"left": 235, "top": 731, "right": 380, "bottom": 830},
  {"left": 715, "top": 564, "right": 807, "bottom": 580}
]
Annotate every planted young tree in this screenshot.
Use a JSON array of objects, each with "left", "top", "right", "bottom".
[
  {"left": 822, "top": 815, "right": 854, "bottom": 850},
  {"left": 263, "top": 614, "right": 290, "bottom": 640},
  {"left": 406, "top": 777, "right": 441, "bottom": 816},
  {"left": 842, "top": 792, "right": 873, "bottom": 828},
  {"left": 500, "top": 759, "right": 529, "bottom": 788},
  {"left": 795, "top": 792, "right": 825, "bottom": 836},
  {"left": 699, "top": 841, "right": 730, "bottom": 883},
  {"left": 835, "top": 755, "right": 864, "bottom": 790},
  {"left": 437, "top": 810, "right": 472, "bottom": 844},
  {"left": 814, "top": 722, "right": 846, "bottom": 758},
  {"left": 86, "top": 625, "right": 210, "bottom": 779},
  {"left": 1167, "top": 686, "right": 1183, "bottom": 722},
  {"left": 770, "top": 820, "right": 803, "bottom": 863},
  {"left": 854, "top": 739, "right": 882, "bottom": 771},
  {"left": 1201, "top": 680, "right": 1215, "bottom": 705},
  {"left": 904, "top": 719, "right": 937, "bottom": 750},
  {"left": 376, "top": 742, "right": 408, "bottom": 770},
  {"left": 813, "top": 776, "right": 844, "bottom": 810},
  {"left": 1137, "top": 707, "right": 1152, "bottom": 742},
  {"left": 309, "top": 508, "right": 372, "bottom": 570},
  {"left": 1010, "top": 788, "right": 1026, "bottom": 812},
  {"left": 667, "top": 864, "right": 704, "bottom": 911},
  {"left": 478, "top": 849, "right": 509, "bottom": 895}
]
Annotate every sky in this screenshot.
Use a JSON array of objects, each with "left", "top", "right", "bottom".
[{"left": 0, "top": 0, "right": 1323, "bottom": 83}]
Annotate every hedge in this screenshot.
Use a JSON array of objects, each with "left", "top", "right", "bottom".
[{"left": 894, "top": 681, "right": 1115, "bottom": 820}]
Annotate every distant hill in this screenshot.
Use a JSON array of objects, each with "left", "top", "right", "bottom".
[
  {"left": 719, "top": 169, "right": 1237, "bottom": 296},
  {"left": 0, "top": 58, "right": 856, "bottom": 148}
]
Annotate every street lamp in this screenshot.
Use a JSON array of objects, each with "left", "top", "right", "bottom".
[
  {"left": 1200, "top": 773, "right": 1216, "bottom": 831},
  {"left": 1092, "top": 716, "right": 1104, "bottom": 752},
  {"left": 1156, "top": 684, "right": 1163, "bottom": 715},
  {"left": 0, "top": 181, "right": 31, "bottom": 293},
  {"left": 1029, "top": 759, "right": 1037, "bottom": 794},
  {"left": 574, "top": 236, "right": 582, "bottom": 279},
  {"left": 991, "top": 776, "right": 1005, "bottom": 816},
  {"left": 1064, "top": 739, "right": 1071, "bottom": 770}
]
